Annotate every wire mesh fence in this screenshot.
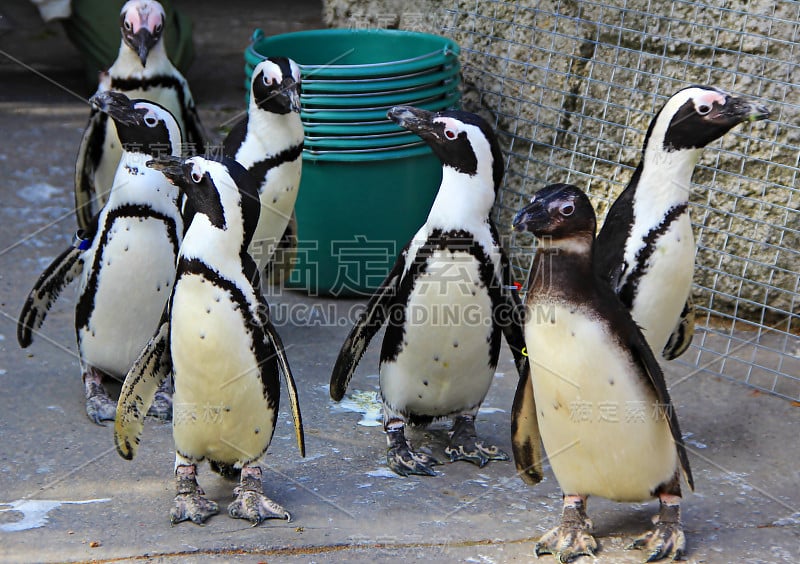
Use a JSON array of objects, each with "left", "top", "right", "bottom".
[{"left": 441, "top": 0, "right": 799, "bottom": 401}]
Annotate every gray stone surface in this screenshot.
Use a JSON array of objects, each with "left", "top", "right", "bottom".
[{"left": 1, "top": 1, "right": 798, "bottom": 562}]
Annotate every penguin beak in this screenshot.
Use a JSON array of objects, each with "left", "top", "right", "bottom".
[
  {"left": 133, "top": 28, "right": 157, "bottom": 66},
  {"left": 90, "top": 91, "right": 142, "bottom": 126},
  {"left": 710, "top": 96, "right": 770, "bottom": 126},
  {"left": 147, "top": 156, "right": 186, "bottom": 184},
  {"left": 283, "top": 79, "right": 301, "bottom": 113},
  {"left": 388, "top": 106, "right": 436, "bottom": 134},
  {"left": 512, "top": 199, "right": 548, "bottom": 234}
]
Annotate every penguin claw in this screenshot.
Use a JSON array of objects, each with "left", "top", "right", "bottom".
[
  {"left": 227, "top": 490, "right": 291, "bottom": 525},
  {"left": 386, "top": 444, "right": 441, "bottom": 477},
  {"left": 535, "top": 499, "right": 597, "bottom": 563},
  {"left": 626, "top": 521, "right": 686, "bottom": 562},
  {"left": 444, "top": 442, "right": 509, "bottom": 467},
  {"left": 445, "top": 414, "right": 509, "bottom": 467},
  {"left": 171, "top": 493, "right": 219, "bottom": 525},
  {"left": 85, "top": 392, "right": 117, "bottom": 425}
]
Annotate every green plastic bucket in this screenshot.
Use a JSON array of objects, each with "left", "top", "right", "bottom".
[{"left": 245, "top": 29, "right": 460, "bottom": 295}]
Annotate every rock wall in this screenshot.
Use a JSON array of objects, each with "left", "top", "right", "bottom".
[{"left": 322, "top": 0, "right": 799, "bottom": 324}]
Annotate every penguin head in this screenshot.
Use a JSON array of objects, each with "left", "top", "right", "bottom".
[
  {"left": 120, "top": 0, "right": 166, "bottom": 67},
  {"left": 251, "top": 58, "right": 302, "bottom": 115},
  {"left": 512, "top": 184, "right": 596, "bottom": 250},
  {"left": 148, "top": 155, "right": 260, "bottom": 248},
  {"left": 646, "top": 85, "right": 770, "bottom": 153},
  {"left": 91, "top": 91, "right": 181, "bottom": 157},
  {"left": 388, "top": 106, "right": 504, "bottom": 193}
]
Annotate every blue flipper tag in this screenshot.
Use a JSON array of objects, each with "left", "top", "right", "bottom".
[{"left": 72, "top": 230, "right": 91, "bottom": 251}]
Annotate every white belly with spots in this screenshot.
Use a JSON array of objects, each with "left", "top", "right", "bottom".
[
  {"left": 628, "top": 213, "right": 694, "bottom": 355},
  {"left": 380, "top": 253, "right": 496, "bottom": 418},
  {"left": 79, "top": 217, "right": 176, "bottom": 377},
  {"left": 526, "top": 302, "right": 678, "bottom": 501},
  {"left": 170, "top": 274, "right": 275, "bottom": 465}
]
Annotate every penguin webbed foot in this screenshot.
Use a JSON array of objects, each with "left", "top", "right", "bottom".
[
  {"left": 227, "top": 466, "right": 290, "bottom": 525},
  {"left": 445, "top": 414, "right": 509, "bottom": 467},
  {"left": 385, "top": 424, "right": 441, "bottom": 477},
  {"left": 627, "top": 499, "right": 686, "bottom": 562},
  {"left": 535, "top": 496, "right": 597, "bottom": 563},
  {"left": 147, "top": 377, "right": 173, "bottom": 421},
  {"left": 171, "top": 465, "right": 219, "bottom": 525},
  {"left": 83, "top": 368, "right": 116, "bottom": 425}
]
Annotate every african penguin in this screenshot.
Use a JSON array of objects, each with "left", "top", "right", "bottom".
[
  {"left": 18, "top": 91, "right": 183, "bottom": 425},
  {"left": 330, "top": 106, "right": 528, "bottom": 477},
  {"left": 595, "top": 86, "right": 769, "bottom": 360},
  {"left": 74, "top": 0, "right": 208, "bottom": 230},
  {"left": 114, "top": 155, "right": 304, "bottom": 526},
  {"left": 222, "top": 57, "right": 303, "bottom": 281},
  {"left": 511, "top": 183, "right": 694, "bottom": 562}
]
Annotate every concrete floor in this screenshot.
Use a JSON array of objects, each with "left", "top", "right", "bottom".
[{"left": 0, "top": 1, "right": 798, "bottom": 562}]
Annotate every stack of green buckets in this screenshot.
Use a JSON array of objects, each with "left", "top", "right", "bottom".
[{"left": 245, "top": 29, "right": 461, "bottom": 296}]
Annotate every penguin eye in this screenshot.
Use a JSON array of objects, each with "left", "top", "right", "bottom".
[
  {"left": 144, "top": 114, "right": 158, "bottom": 127},
  {"left": 124, "top": 20, "right": 133, "bottom": 31},
  {"left": 560, "top": 203, "right": 575, "bottom": 216},
  {"left": 697, "top": 104, "right": 712, "bottom": 115},
  {"left": 444, "top": 128, "right": 457, "bottom": 140},
  {"left": 190, "top": 170, "right": 203, "bottom": 183},
  {"left": 154, "top": 23, "right": 163, "bottom": 34}
]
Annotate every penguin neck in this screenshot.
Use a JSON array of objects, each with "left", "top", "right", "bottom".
[
  {"left": 634, "top": 141, "right": 702, "bottom": 212},
  {"left": 106, "top": 149, "right": 180, "bottom": 210},
  {"left": 111, "top": 40, "right": 173, "bottom": 78},
  {"left": 527, "top": 235, "right": 595, "bottom": 299},
  {"left": 425, "top": 166, "right": 494, "bottom": 233},
  {"left": 180, "top": 217, "right": 247, "bottom": 277},
  {"left": 247, "top": 102, "right": 304, "bottom": 154}
]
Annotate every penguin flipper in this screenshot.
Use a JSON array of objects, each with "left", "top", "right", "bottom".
[
  {"left": 510, "top": 364, "right": 544, "bottom": 485},
  {"left": 262, "top": 315, "right": 305, "bottom": 457},
  {"left": 329, "top": 247, "right": 407, "bottom": 402},
  {"left": 491, "top": 220, "right": 529, "bottom": 379},
  {"left": 662, "top": 297, "right": 695, "bottom": 360},
  {"left": 74, "top": 109, "right": 107, "bottom": 231},
  {"left": 17, "top": 245, "right": 84, "bottom": 348},
  {"left": 626, "top": 320, "right": 695, "bottom": 492},
  {"left": 114, "top": 312, "right": 172, "bottom": 461}
]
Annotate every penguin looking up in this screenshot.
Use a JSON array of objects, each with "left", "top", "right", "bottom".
[
  {"left": 222, "top": 57, "right": 304, "bottom": 282},
  {"left": 115, "top": 155, "right": 304, "bottom": 526},
  {"left": 594, "top": 86, "right": 769, "bottom": 360},
  {"left": 74, "top": 0, "right": 208, "bottom": 230},
  {"left": 330, "top": 106, "right": 528, "bottom": 477},
  {"left": 511, "top": 183, "right": 694, "bottom": 562},
  {"left": 18, "top": 91, "right": 183, "bottom": 425}
]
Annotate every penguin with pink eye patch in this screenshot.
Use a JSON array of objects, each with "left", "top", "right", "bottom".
[
  {"left": 74, "top": 0, "right": 208, "bottom": 231},
  {"left": 330, "top": 106, "right": 528, "bottom": 477},
  {"left": 222, "top": 57, "right": 304, "bottom": 279},
  {"left": 594, "top": 85, "right": 769, "bottom": 361}
]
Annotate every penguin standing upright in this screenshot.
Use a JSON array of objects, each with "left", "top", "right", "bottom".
[
  {"left": 330, "top": 106, "right": 528, "bottom": 477},
  {"left": 594, "top": 86, "right": 769, "bottom": 359},
  {"left": 511, "top": 183, "right": 694, "bottom": 562},
  {"left": 222, "top": 57, "right": 303, "bottom": 279},
  {"left": 18, "top": 92, "right": 183, "bottom": 424},
  {"left": 115, "top": 155, "right": 304, "bottom": 525},
  {"left": 74, "top": 0, "right": 207, "bottom": 230}
]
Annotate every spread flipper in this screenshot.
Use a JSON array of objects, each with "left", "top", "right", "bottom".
[
  {"left": 17, "top": 244, "right": 85, "bottom": 347},
  {"left": 491, "top": 219, "right": 529, "bottom": 379},
  {"left": 262, "top": 314, "right": 305, "bottom": 457},
  {"left": 114, "top": 309, "right": 171, "bottom": 460},
  {"left": 329, "top": 246, "right": 407, "bottom": 401},
  {"left": 510, "top": 364, "right": 543, "bottom": 485}
]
